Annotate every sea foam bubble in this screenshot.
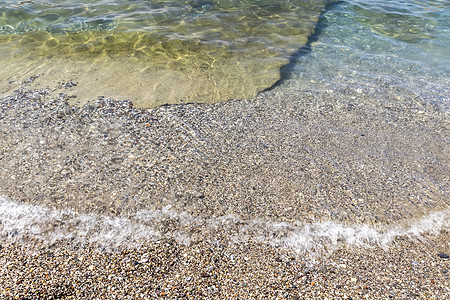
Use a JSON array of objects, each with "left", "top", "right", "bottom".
[{"left": 1, "top": 195, "right": 448, "bottom": 252}]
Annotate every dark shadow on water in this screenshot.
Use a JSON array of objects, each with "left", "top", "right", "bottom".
[{"left": 264, "top": 0, "right": 344, "bottom": 91}]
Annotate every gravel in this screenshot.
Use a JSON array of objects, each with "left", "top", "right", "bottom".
[{"left": 0, "top": 232, "right": 448, "bottom": 299}]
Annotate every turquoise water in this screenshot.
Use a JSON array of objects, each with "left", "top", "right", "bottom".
[{"left": 284, "top": 0, "right": 449, "bottom": 105}]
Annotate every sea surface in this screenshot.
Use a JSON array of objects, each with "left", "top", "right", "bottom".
[
  {"left": 0, "top": 0, "right": 449, "bottom": 254},
  {"left": 282, "top": 0, "right": 449, "bottom": 104}
]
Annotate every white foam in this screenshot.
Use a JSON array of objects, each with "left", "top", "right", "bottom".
[
  {"left": 263, "top": 210, "right": 449, "bottom": 253},
  {"left": 0, "top": 195, "right": 159, "bottom": 247},
  {"left": 1, "top": 195, "right": 448, "bottom": 252}
]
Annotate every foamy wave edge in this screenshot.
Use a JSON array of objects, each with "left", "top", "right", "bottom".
[{"left": 1, "top": 195, "right": 448, "bottom": 252}]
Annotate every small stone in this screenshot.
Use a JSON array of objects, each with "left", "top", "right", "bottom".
[
  {"left": 200, "top": 272, "right": 210, "bottom": 278},
  {"left": 438, "top": 252, "right": 449, "bottom": 259}
]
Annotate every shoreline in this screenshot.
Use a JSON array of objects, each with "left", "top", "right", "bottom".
[{"left": 1, "top": 80, "right": 449, "bottom": 298}]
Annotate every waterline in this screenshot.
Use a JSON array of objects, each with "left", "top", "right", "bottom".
[{"left": 1, "top": 195, "right": 448, "bottom": 253}]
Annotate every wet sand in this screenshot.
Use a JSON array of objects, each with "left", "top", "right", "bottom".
[{"left": 0, "top": 78, "right": 449, "bottom": 298}]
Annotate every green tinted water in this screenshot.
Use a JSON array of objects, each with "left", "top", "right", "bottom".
[{"left": 0, "top": 0, "right": 330, "bottom": 107}]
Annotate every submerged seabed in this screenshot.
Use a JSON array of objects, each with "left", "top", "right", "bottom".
[
  {"left": 0, "top": 0, "right": 330, "bottom": 107},
  {"left": 0, "top": 78, "right": 448, "bottom": 253}
]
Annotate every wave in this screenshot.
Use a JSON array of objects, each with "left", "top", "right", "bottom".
[{"left": 1, "top": 195, "right": 448, "bottom": 253}]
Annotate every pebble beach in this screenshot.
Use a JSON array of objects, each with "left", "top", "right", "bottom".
[
  {"left": 0, "top": 77, "right": 449, "bottom": 298},
  {"left": 0, "top": 232, "right": 448, "bottom": 299}
]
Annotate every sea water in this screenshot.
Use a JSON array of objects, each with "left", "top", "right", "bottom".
[
  {"left": 0, "top": 0, "right": 330, "bottom": 106},
  {"left": 0, "top": 0, "right": 449, "bottom": 252},
  {"left": 282, "top": 0, "right": 449, "bottom": 103}
]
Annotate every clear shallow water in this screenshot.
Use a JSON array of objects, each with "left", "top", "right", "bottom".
[
  {"left": 1, "top": 0, "right": 447, "bottom": 106},
  {"left": 283, "top": 0, "right": 449, "bottom": 104},
  {"left": 1, "top": 0, "right": 449, "bottom": 252},
  {"left": 0, "top": 0, "right": 329, "bottom": 106}
]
